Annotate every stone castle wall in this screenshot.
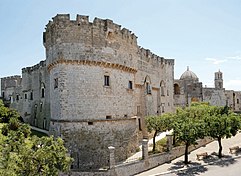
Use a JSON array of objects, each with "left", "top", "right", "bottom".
[{"left": 43, "top": 14, "right": 174, "bottom": 169}]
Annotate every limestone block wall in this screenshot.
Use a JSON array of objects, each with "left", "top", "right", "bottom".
[
  {"left": 50, "top": 118, "right": 139, "bottom": 170},
  {"left": 43, "top": 14, "right": 174, "bottom": 170},
  {"left": 1, "top": 76, "right": 22, "bottom": 102},
  {"left": 49, "top": 64, "right": 136, "bottom": 121},
  {"left": 203, "top": 88, "right": 226, "bottom": 106},
  {"left": 13, "top": 61, "right": 51, "bottom": 129}
]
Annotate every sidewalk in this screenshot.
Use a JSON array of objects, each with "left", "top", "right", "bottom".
[{"left": 136, "top": 132, "right": 241, "bottom": 176}]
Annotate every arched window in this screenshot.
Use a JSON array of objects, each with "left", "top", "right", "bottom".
[
  {"left": 144, "top": 76, "right": 151, "bottom": 94},
  {"left": 40, "top": 82, "right": 45, "bottom": 98},
  {"left": 160, "top": 81, "right": 165, "bottom": 96},
  {"left": 174, "top": 83, "right": 180, "bottom": 95}
]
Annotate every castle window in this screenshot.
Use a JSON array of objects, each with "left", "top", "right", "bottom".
[
  {"left": 16, "top": 94, "right": 19, "bottom": 101},
  {"left": 124, "top": 114, "right": 127, "bottom": 118},
  {"left": 88, "top": 122, "right": 93, "bottom": 125},
  {"left": 54, "top": 78, "right": 58, "bottom": 89},
  {"left": 146, "top": 83, "right": 151, "bottom": 94},
  {"left": 41, "top": 88, "right": 45, "bottom": 98},
  {"left": 24, "top": 93, "right": 28, "bottom": 99},
  {"left": 43, "top": 118, "right": 47, "bottom": 129},
  {"left": 128, "top": 81, "right": 133, "bottom": 89},
  {"left": 40, "top": 102, "right": 43, "bottom": 112},
  {"left": 144, "top": 76, "right": 151, "bottom": 94},
  {"left": 2, "top": 92, "right": 4, "bottom": 98},
  {"left": 161, "top": 103, "right": 165, "bottom": 113},
  {"left": 104, "top": 75, "right": 110, "bottom": 86},
  {"left": 106, "top": 115, "right": 112, "bottom": 119},
  {"left": 174, "top": 84, "right": 180, "bottom": 95},
  {"left": 30, "top": 92, "right": 33, "bottom": 100},
  {"left": 237, "top": 99, "right": 239, "bottom": 104},
  {"left": 160, "top": 81, "right": 165, "bottom": 96}
]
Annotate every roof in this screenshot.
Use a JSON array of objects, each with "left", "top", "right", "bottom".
[{"left": 180, "top": 66, "right": 199, "bottom": 81}]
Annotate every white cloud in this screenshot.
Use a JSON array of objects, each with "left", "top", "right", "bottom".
[
  {"left": 225, "top": 79, "right": 241, "bottom": 91},
  {"left": 227, "top": 56, "right": 241, "bottom": 60},
  {"left": 205, "top": 58, "right": 227, "bottom": 65}
]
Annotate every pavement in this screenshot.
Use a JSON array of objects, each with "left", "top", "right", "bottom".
[{"left": 135, "top": 132, "right": 241, "bottom": 176}]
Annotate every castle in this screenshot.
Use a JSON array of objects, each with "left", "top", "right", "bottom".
[
  {"left": 1, "top": 14, "right": 241, "bottom": 171},
  {"left": 0, "top": 14, "right": 174, "bottom": 170}
]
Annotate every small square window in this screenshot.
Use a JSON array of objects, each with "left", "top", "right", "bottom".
[
  {"left": 128, "top": 81, "right": 133, "bottom": 89},
  {"left": 88, "top": 122, "right": 93, "bottom": 125},
  {"left": 104, "top": 75, "right": 110, "bottom": 86},
  {"left": 106, "top": 115, "right": 112, "bottom": 119}
]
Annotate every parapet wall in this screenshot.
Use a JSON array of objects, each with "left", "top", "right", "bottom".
[{"left": 43, "top": 14, "right": 174, "bottom": 70}]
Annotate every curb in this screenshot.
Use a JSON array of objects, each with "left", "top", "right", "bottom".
[{"left": 149, "top": 154, "right": 241, "bottom": 176}]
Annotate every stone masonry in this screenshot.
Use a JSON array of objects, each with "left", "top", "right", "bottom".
[{"left": 1, "top": 14, "right": 175, "bottom": 170}]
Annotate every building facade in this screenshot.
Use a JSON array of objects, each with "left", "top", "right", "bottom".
[
  {"left": 174, "top": 67, "right": 241, "bottom": 113},
  {"left": 1, "top": 14, "right": 174, "bottom": 170}
]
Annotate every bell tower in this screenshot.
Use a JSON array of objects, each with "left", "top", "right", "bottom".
[{"left": 215, "top": 70, "right": 223, "bottom": 89}]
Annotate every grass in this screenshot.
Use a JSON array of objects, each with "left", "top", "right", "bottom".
[{"left": 149, "top": 137, "right": 168, "bottom": 154}]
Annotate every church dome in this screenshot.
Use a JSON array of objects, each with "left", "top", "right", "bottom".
[{"left": 180, "top": 66, "right": 199, "bottom": 81}]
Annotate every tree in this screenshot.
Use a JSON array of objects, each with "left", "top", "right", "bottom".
[
  {"left": 0, "top": 100, "right": 21, "bottom": 123},
  {"left": 0, "top": 115, "right": 73, "bottom": 175},
  {"left": 205, "top": 106, "right": 241, "bottom": 158},
  {"left": 145, "top": 113, "right": 173, "bottom": 152},
  {"left": 173, "top": 107, "right": 206, "bottom": 164}
]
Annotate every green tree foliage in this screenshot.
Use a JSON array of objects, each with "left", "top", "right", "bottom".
[
  {"left": 145, "top": 113, "right": 174, "bottom": 152},
  {"left": 205, "top": 106, "right": 241, "bottom": 158},
  {"left": 0, "top": 100, "right": 21, "bottom": 123},
  {"left": 173, "top": 107, "right": 206, "bottom": 164},
  {"left": 0, "top": 112, "right": 73, "bottom": 175}
]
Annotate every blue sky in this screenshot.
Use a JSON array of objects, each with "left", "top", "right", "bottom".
[{"left": 1, "top": 0, "right": 241, "bottom": 90}]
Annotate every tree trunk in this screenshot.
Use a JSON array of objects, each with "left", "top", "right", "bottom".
[
  {"left": 184, "top": 142, "right": 189, "bottom": 164},
  {"left": 152, "top": 130, "right": 157, "bottom": 152},
  {"left": 218, "top": 136, "right": 222, "bottom": 158},
  {"left": 173, "top": 133, "right": 176, "bottom": 146}
]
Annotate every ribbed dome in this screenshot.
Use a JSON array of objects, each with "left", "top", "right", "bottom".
[{"left": 180, "top": 66, "right": 199, "bottom": 81}]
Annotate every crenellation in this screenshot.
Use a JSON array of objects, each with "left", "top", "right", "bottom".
[
  {"left": 52, "top": 14, "right": 70, "bottom": 22},
  {"left": 76, "top": 14, "right": 89, "bottom": 24}
]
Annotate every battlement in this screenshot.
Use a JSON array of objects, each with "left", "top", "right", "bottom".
[
  {"left": 1, "top": 75, "right": 21, "bottom": 80},
  {"left": 44, "top": 14, "right": 138, "bottom": 46},
  {"left": 139, "top": 47, "right": 174, "bottom": 65},
  {"left": 22, "top": 60, "right": 46, "bottom": 73}
]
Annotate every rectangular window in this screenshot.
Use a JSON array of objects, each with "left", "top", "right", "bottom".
[
  {"left": 16, "top": 94, "right": 19, "bottom": 101},
  {"left": 237, "top": 99, "right": 239, "bottom": 104},
  {"left": 30, "top": 92, "right": 33, "bottom": 100},
  {"left": 88, "top": 122, "right": 93, "bottom": 125},
  {"left": 128, "top": 81, "right": 133, "bottom": 89},
  {"left": 40, "top": 103, "right": 43, "bottom": 112},
  {"left": 41, "top": 88, "right": 45, "bottom": 98},
  {"left": 104, "top": 75, "right": 110, "bottom": 86},
  {"left": 161, "top": 103, "right": 165, "bottom": 113},
  {"left": 2, "top": 92, "right": 4, "bottom": 98},
  {"left": 24, "top": 93, "right": 27, "bottom": 99},
  {"left": 106, "top": 115, "right": 112, "bottom": 119},
  {"left": 146, "top": 83, "right": 151, "bottom": 94}
]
